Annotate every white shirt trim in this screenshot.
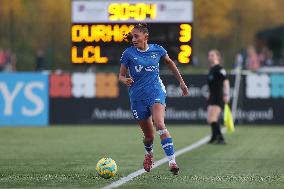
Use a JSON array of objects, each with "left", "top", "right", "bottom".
[{"left": 136, "top": 45, "right": 149, "bottom": 52}]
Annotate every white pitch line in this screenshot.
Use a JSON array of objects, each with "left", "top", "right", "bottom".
[{"left": 101, "top": 131, "right": 220, "bottom": 189}]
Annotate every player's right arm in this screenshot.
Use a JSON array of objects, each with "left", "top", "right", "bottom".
[
  {"left": 119, "top": 64, "right": 134, "bottom": 87},
  {"left": 119, "top": 49, "right": 134, "bottom": 87}
]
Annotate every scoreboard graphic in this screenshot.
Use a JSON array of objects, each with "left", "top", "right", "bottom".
[{"left": 71, "top": 0, "right": 193, "bottom": 64}]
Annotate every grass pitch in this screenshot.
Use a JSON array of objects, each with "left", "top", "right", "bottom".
[{"left": 0, "top": 125, "right": 283, "bottom": 189}]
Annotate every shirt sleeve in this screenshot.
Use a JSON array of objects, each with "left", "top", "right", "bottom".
[
  {"left": 219, "top": 68, "right": 228, "bottom": 81},
  {"left": 120, "top": 49, "right": 129, "bottom": 67},
  {"left": 158, "top": 45, "right": 167, "bottom": 58}
]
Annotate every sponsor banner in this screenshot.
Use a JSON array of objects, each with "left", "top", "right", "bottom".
[
  {"left": 50, "top": 74, "right": 227, "bottom": 124},
  {"left": 49, "top": 73, "right": 284, "bottom": 125},
  {"left": 246, "top": 73, "right": 284, "bottom": 99},
  {"left": 239, "top": 73, "right": 284, "bottom": 124},
  {"left": 49, "top": 72, "right": 119, "bottom": 98},
  {"left": 0, "top": 73, "right": 49, "bottom": 126},
  {"left": 50, "top": 98, "right": 131, "bottom": 124}
]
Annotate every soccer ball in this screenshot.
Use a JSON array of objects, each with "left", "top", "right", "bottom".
[{"left": 96, "top": 157, "right": 118, "bottom": 179}]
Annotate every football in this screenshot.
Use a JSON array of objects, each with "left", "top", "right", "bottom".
[{"left": 96, "top": 158, "right": 118, "bottom": 179}]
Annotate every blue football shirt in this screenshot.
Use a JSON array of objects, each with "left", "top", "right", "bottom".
[{"left": 120, "top": 44, "right": 167, "bottom": 102}]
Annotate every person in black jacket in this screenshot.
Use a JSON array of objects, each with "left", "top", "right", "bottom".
[{"left": 207, "top": 49, "right": 230, "bottom": 144}]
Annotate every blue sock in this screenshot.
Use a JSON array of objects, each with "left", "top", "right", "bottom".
[
  {"left": 161, "top": 138, "right": 176, "bottom": 163},
  {"left": 144, "top": 143, "right": 153, "bottom": 154}
]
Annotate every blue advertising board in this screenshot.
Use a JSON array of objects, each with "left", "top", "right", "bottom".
[{"left": 0, "top": 73, "right": 49, "bottom": 126}]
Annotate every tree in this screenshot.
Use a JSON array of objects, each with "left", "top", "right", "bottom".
[{"left": 194, "top": 0, "right": 234, "bottom": 39}]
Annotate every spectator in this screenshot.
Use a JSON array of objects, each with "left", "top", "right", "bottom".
[
  {"left": 259, "top": 47, "right": 273, "bottom": 66},
  {"left": 246, "top": 46, "right": 261, "bottom": 71},
  {"left": 0, "top": 48, "right": 16, "bottom": 72},
  {"left": 0, "top": 49, "right": 5, "bottom": 71},
  {"left": 35, "top": 48, "right": 45, "bottom": 71},
  {"left": 3, "top": 49, "right": 13, "bottom": 72},
  {"left": 235, "top": 53, "right": 244, "bottom": 68}
]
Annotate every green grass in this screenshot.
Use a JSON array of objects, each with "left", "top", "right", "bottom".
[{"left": 0, "top": 125, "right": 283, "bottom": 189}]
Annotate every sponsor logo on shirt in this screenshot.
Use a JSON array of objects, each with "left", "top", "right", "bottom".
[{"left": 134, "top": 65, "right": 158, "bottom": 72}]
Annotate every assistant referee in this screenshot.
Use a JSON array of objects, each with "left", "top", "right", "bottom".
[{"left": 207, "top": 49, "right": 230, "bottom": 144}]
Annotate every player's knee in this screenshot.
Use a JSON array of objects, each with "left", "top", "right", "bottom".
[
  {"left": 207, "top": 113, "right": 217, "bottom": 124},
  {"left": 154, "top": 121, "right": 166, "bottom": 130}
]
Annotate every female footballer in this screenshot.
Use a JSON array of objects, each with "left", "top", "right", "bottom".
[
  {"left": 207, "top": 49, "right": 230, "bottom": 144},
  {"left": 118, "top": 23, "right": 189, "bottom": 175}
]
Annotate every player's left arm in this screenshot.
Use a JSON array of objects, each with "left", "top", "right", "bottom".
[
  {"left": 220, "top": 67, "right": 230, "bottom": 104},
  {"left": 223, "top": 79, "right": 230, "bottom": 104},
  {"left": 163, "top": 55, "right": 189, "bottom": 96}
]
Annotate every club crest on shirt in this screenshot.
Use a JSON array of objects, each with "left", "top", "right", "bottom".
[{"left": 151, "top": 53, "right": 157, "bottom": 59}]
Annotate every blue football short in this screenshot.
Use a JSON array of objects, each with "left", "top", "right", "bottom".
[{"left": 130, "top": 94, "right": 166, "bottom": 121}]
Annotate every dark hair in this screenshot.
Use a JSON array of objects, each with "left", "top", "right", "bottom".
[
  {"left": 133, "top": 23, "right": 149, "bottom": 34},
  {"left": 124, "top": 23, "right": 149, "bottom": 43}
]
